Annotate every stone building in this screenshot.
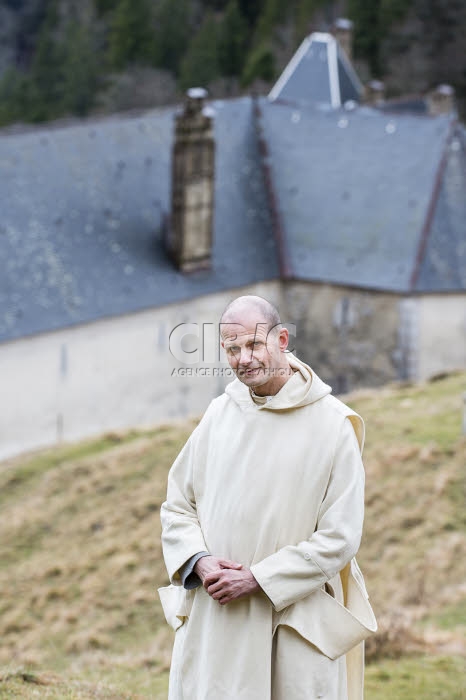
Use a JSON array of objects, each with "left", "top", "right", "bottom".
[{"left": 0, "top": 23, "right": 465, "bottom": 459}]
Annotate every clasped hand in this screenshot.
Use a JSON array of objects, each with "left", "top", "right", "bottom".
[{"left": 194, "top": 555, "right": 260, "bottom": 606}]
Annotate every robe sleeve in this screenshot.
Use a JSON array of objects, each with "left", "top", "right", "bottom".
[
  {"left": 179, "top": 551, "right": 210, "bottom": 589},
  {"left": 160, "top": 423, "right": 210, "bottom": 585},
  {"left": 250, "top": 416, "right": 365, "bottom": 612}
]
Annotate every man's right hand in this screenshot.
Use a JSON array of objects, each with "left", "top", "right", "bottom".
[{"left": 194, "top": 555, "right": 243, "bottom": 585}]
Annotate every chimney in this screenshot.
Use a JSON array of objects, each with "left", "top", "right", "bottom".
[
  {"left": 427, "top": 84, "right": 456, "bottom": 116},
  {"left": 168, "top": 87, "right": 215, "bottom": 272},
  {"left": 365, "top": 79, "right": 385, "bottom": 106},
  {"left": 333, "top": 17, "right": 354, "bottom": 61}
]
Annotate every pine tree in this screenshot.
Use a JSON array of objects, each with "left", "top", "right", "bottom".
[
  {"left": 154, "top": 0, "right": 191, "bottom": 75},
  {"left": 218, "top": 0, "right": 249, "bottom": 77},
  {"left": 95, "top": 0, "right": 120, "bottom": 14},
  {"left": 348, "top": 0, "right": 382, "bottom": 74},
  {"left": 255, "top": 0, "right": 285, "bottom": 40},
  {"left": 241, "top": 41, "right": 275, "bottom": 86},
  {"left": 294, "top": 0, "right": 328, "bottom": 42},
  {"left": 0, "top": 69, "right": 28, "bottom": 126},
  {"left": 179, "top": 13, "right": 220, "bottom": 90},
  {"left": 108, "top": 0, "right": 155, "bottom": 69},
  {"left": 61, "top": 21, "right": 99, "bottom": 116},
  {"left": 27, "top": 2, "right": 65, "bottom": 122},
  {"left": 237, "top": 0, "right": 265, "bottom": 26}
]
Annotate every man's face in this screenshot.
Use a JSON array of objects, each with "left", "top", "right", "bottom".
[{"left": 220, "top": 312, "right": 288, "bottom": 388}]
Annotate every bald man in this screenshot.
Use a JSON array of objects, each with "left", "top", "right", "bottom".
[{"left": 158, "top": 295, "right": 377, "bottom": 700}]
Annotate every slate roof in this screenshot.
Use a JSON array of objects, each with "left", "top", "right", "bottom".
[
  {"left": 414, "top": 124, "right": 466, "bottom": 291},
  {"left": 268, "top": 32, "right": 363, "bottom": 108},
  {"left": 255, "top": 97, "right": 463, "bottom": 293},
  {"left": 0, "top": 46, "right": 464, "bottom": 345},
  {"left": 0, "top": 97, "right": 278, "bottom": 343}
]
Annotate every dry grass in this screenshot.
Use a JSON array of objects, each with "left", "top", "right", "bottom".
[
  {"left": 0, "top": 422, "right": 195, "bottom": 687},
  {"left": 346, "top": 371, "right": 466, "bottom": 661},
  {"left": 0, "top": 371, "right": 465, "bottom": 697}
]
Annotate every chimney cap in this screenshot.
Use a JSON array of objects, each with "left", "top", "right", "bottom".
[
  {"left": 187, "top": 87, "right": 208, "bottom": 100},
  {"left": 183, "top": 87, "right": 210, "bottom": 118},
  {"left": 367, "top": 79, "right": 385, "bottom": 92},
  {"left": 433, "top": 83, "right": 455, "bottom": 96},
  {"left": 334, "top": 17, "right": 354, "bottom": 31}
]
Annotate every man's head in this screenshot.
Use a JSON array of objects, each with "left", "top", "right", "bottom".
[{"left": 220, "top": 295, "right": 290, "bottom": 392}]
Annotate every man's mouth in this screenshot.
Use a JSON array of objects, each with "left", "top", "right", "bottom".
[{"left": 243, "top": 368, "right": 261, "bottom": 376}]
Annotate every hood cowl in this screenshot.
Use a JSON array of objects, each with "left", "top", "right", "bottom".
[{"left": 224, "top": 351, "right": 332, "bottom": 411}]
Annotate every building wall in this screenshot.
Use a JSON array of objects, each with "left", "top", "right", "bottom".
[
  {"left": 1, "top": 280, "right": 465, "bottom": 461},
  {"left": 416, "top": 293, "right": 466, "bottom": 380},
  {"left": 0, "top": 280, "right": 281, "bottom": 461},
  {"left": 281, "top": 282, "right": 404, "bottom": 392}
]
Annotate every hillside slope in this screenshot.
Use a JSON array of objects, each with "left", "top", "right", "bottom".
[
  {"left": 1, "top": 0, "right": 465, "bottom": 127},
  {"left": 0, "top": 371, "right": 465, "bottom": 698}
]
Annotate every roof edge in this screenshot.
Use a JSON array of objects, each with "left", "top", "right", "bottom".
[
  {"left": 268, "top": 35, "right": 312, "bottom": 102},
  {"left": 409, "top": 117, "right": 457, "bottom": 290}
]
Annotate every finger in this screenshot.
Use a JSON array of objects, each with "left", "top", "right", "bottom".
[
  {"left": 219, "top": 559, "right": 243, "bottom": 569},
  {"left": 207, "top": 580, "right": 225, "bottom": 595},
  {"left": 203, "top": 570, "right": 222, "bottom": 587},
  {"left": 211, "top": 588, "right": 228, "bottom": 600}
]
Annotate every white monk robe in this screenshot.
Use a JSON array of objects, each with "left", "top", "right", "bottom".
[{"left": 158, "top": 351, "right": 377, "bottom": 700}]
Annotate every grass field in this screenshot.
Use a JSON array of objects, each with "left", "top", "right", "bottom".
[{"left": 1, "top": 371, "right": 465, "bottom": 698}]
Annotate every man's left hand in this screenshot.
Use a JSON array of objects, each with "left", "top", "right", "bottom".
[{"left": 204, "top": 568, "right": 261, "bottom": 605}]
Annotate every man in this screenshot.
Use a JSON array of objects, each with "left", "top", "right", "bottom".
[{"left": 158, "top": 294, "right": 377, "bottom": 700}]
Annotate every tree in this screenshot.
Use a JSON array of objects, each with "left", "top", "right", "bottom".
[
  {"left": 237, "top": 0, "right": 265, "bottom": 26},
  {"left": 0, "top": 68, "right": 29, "bottom": 126},
  {"left": 348, "top": 0, "right": 414, "bottom": 76},
  {"left": 255, "top": 0, "right": 285, "bottom": 40},
  {"left": 107, "top": 0, "right": 155, "bottom": 69},
  {"left": 294, "top": 0, "right": 328, "bottom": 42},
  {"left": 199, "top": 0, "right": 230, "bottom": 8},
  {"left": 27, "top": 3, "right": 65, "bottom": 121},
  {"left": 61, "top": 21, "right": 99, "bottom": 116},
  {"left": 95, "top": 0, "right": 119, "bottom": 14},
  {"left": 241, "top": 40, "right": 275, "bottom": 86},
  {"left": 179, "top": 13, "right": 220, "bottom": 90},
  {"left": 153, "top": 0, "right": 191, "bottom": 75},
  {"left": 218, "top": 0, "right": 249, "bottom": 77}
]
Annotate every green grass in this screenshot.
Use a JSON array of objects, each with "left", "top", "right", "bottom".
[
  {"left": 421, "top": 599, "right": 466, "bottom": 632},
  {"left": 0, "top": 427, "right": 164, "bottom": 509},
  {"left": 0, "top": 666, "right": 170, "bottom": 698},
  {"left": 366, "top": 655, "right": 466, "bottom": 699},
  {"left": 1, "top": 656, "right": 465, "bottom": 699}
]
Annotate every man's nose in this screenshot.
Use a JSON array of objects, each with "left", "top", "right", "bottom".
[{"left": 238, "top": 346, "right": 253, "bottom": 365}]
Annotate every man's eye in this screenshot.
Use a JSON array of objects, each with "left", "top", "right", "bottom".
[{"left": 253, "top": 341, "right": 262, "bottom": 346}]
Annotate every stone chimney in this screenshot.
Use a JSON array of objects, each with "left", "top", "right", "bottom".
[
  {"left": 168, "top": 87, "right": 215, "bottom": 272},
  {"left": 333, "top": 17, "right": 354, "bottom": 61},
  {"left": 427, "top": 84, "right": 456, "bottom": 116},
  {"left": 365, "top": 79, "right": 385, "bottom": 106}
]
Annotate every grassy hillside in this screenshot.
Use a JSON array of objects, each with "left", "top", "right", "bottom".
[{"left": 1, "top": 371, "right": 465, "bottom": 698}]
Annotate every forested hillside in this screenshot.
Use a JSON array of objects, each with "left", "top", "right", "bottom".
[{"left": 0, "top": 0, "right": 465, "bottom": 127}]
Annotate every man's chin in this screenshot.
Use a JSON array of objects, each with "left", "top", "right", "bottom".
[{"left": 237, "top": 368, "right": 266, "bottom": 385}]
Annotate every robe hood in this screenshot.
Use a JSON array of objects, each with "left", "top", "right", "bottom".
[{"left": 224, "top": 351, "right": 332, "bottom": 411}]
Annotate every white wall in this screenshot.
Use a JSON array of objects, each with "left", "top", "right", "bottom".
[
  {"left": 0, "top": 281, "right": 281, "bottom": 461},
  {"left": 416, "top": 293, "right": 466, "bottom": 380},
  {"left": 2, "top": 283, "right": 464, "bottom": 461}
]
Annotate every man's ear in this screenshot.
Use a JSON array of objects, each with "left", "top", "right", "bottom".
[{"left": 279, "top": 327, "right": 289, "bottom": 351}]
